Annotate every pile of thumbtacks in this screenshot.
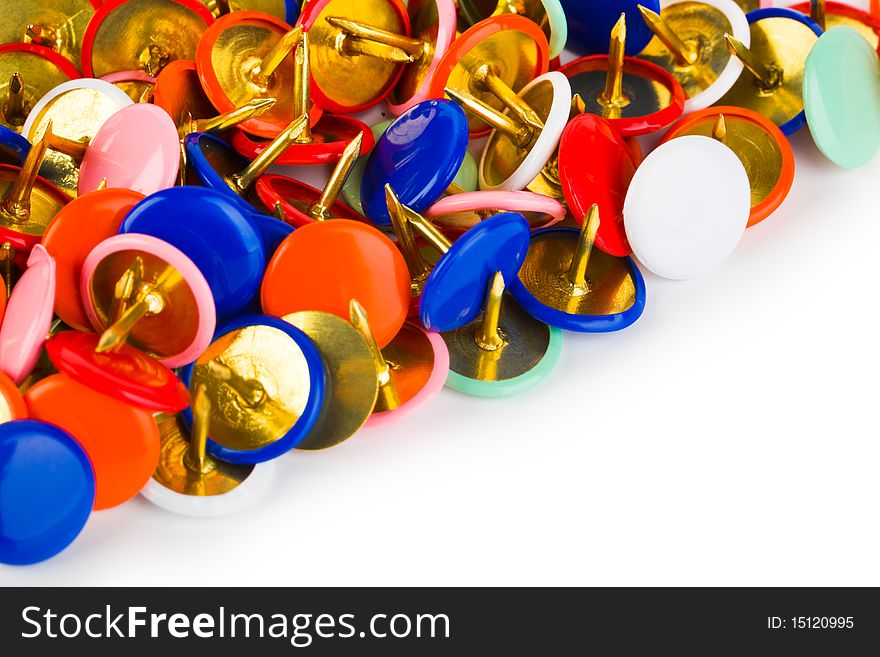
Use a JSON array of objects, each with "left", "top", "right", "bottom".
[{"left": 0, "top": 0, "right": 877, "bottom": 564}]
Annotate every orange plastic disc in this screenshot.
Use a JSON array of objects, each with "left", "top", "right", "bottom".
[
  {"left": 261, "top": 220, "right": 410, "bottom": 348},
  {"left": 659, "top": 106, "right": 794, "bottom": 227},
  {"left": 25, "top": 373, "right": 161, "bottom": 511},
  {"left": 874, "top": 0, "right": 879, "bottom": 19},
  {"left": 42, "top": 188, "right": 145, "bottom": 331},
  {"left": 0, "top": 370, "right": 26, "bottom": 421},
  {"left": 153, "top": 59, "right": 217, "bottom": 127}
]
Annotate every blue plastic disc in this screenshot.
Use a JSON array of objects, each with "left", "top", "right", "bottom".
[
  {"left": 184, "top": 132, "right": 263, "bottom": 215},
  {"left": 360, "top": 99, "right": 468, "bottom": 226},
  {"left": 283, "top": 0, "right": 300, "bottom": 23},
  {"left": 510, "top": 227, "right": 648, "bottom": 333},
  {"left": 120, "top": 187, "right": 266, "bottom": 319},
  {"left": 559, "top": 0, "right": 660, "bottom": 55},
  {"left": 0, "top": 125, "right": 29, "bottom": 166},
  {"left": 249, "top": 212, "right": 295, "bottom": 258},
  {"left": 420, "top": 212, "right": 531, "bottom": 332},
  {"left": 180, "top": 315, "right": 326, "bottom": 464},
  {"left": 0, "top": 420, "right": 95, "bottom": 565}
]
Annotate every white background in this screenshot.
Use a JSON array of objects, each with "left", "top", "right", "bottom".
[{"left": 2, "top": 0, "right": 879, "bottom": 587}]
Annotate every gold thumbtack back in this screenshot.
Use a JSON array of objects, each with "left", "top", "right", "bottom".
[
  {"left": 1, "top": 119, "right": 50, "bottom": 223},
  {"left": 46, "top": 131, "right": 88, "bottom": 163},
  {"left": 474, "top": 271, "right": 507, "bottom": 352},
  {"left": 600, "top": 13, "right": 630, "bottom": 119},
  {"left": 638, "top": 4, "right": 697, "bottom": 67},
  {"left": 3, "top": 72, "right": 25, "bottom": 126},
  {"left": 386, "top": 184, "right": 431, "bottom": 295},
  {"left": 251, "top": 26, "right": 303, "bottom": 89},
  {"left": 324, "top": 17, "right": 417, "bottom": 63},
  {"left": 0, "top": 242, "right": 14, "bottom": 299},
  {"left": 229, "top": 112, "right": 310, "bottom": 193},
  {"left": 349, "top": 299, "right": 400, "bottom": 413},
  {"left": 308, "top": 131, "right": 363, "bottom": 221},
  {"left": 207, "top": 360, "right": 268, "bottom": 408},
  {"left": 183, "top": 384, "right": 213, "bottom": 475},
  {"left": 471, "top": 63, "right": 544, "bottom": 132},
  {"left": 444, "top": 86, "right": 534, "bottom": 148},
  {"left": 180, "top": 97, "right": 277, "bottom": 138},
  {"left": 724, "top": 34, "right": 781, "bottom": 91}
]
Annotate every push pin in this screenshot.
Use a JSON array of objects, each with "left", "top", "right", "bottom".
[
  {"left": 385, "top": 185, "right": 433, "bottom": 315},
  {"left": 197, "top": 13, "right": 318, "bottom": 138},
  {"left": 558, "top": 14, "right": 685, "bottom": 136},
  {"left": 25, "top": 373, "right": 163, "bottom": 510},
  {"left": 0, "top": 123, "right": 68, "bottom": 257},
  {"left": 350, "top": 300, "right": 449, "bottom": 427},
  {"left": 636, "top": 0, "right": 750, "bottom": 112},
  {"left": 0, "top": 420, "right": 94, "bottom": 565},
  {"left": 262, "top": 215, "right": 411, "bottom": 348},
  {"left": 140, "top": 384, "right": 275, "bottom": 517},
  {"left": 120, "top": 187, "right": 267, "bottom": 319},
  {"left": 558, "top": 113, "right": 637, "bottom": 256},
  {"left": 282, "top": 307, "right": 380, "bottom": 449},
  {"left": 624, "top": 135, "right": 751, "bottom": 280},
  {"left": 428, "top": 14, "right": 550, "bottom": 136},
  {"left": 443, "top": 270, "right": 562, "bottom": 397},
  {"left": 20, "top": 78, "right": 133, "bottom": 198},
  {"left": 361, "top": 99, "right": 468, "bottom": 226},
  {"left": 717, "top": 7, "right": 822, "bottom": 135},
  {"left": 511, "top": 204, "right": 646, "bottom": 333},
  {"left": 0, "top": 244, "right": 54, "bottom": 384},
  {"left": 446, "top": 71, "right": 570, "bottom": 192},
  {"left": 558, "top": 0, "right": 659, "bottom": 56},
  {"left": 661, "top": 107, "right": 794, "bottom": 224},
  {"left": 0, "top": 0, "right": 95, "bottom": 71},
  {"left": 425, "top": 189, "right": 566, "bottom": 232},
  {"left": 0, "top": 43, "right": 80, "bottom": 131},
  {"left": 154, "top": 60, "right": 221, "bottom": 130},
  {"left": 791, "top": 1, "right": 880, "bottom": 51},
  {"left": 81, "top": 233, "right": 217, "bottom": 367},
  {"left": 803, "top": 25, "right": 880, "bottom": 169},
  {"left": 256, "top": 132, "right": 366, "bottom": 226},
  {"left": 180, "top": 316, "right": 325, "bottom": 464},
  {"left": 457, "top": 0, "right": 568, "bottom": 58},
  {"left": 82, "top": 0, "right": 214, "bottom": 78},
  {"left": 296, "top": 0, "right": 417, "bottom": 114},
  {"left": 185, "top": 112, "right": 310, "bottom": 214},
  {"left": 42, "top": 186, "right": 144, "bottom": 331}
]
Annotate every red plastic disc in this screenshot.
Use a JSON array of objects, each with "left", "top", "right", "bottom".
[
  {"left": 42, "top": 188, "right": 144, "bottom": 331},
  {"left": 0, "top": 42, "right": 81, "bottom": 81},
  {"left": 45, "top": 331, "right": 191, "bottom": 413},
  {"left": 261, "top": 220, "right": 410, "bottom": 348},
  {"left": 25, "top": 373, "right": 161, "bottom": 510},
  {"left": 428, "top": 14, "right": 550, "bottom": 138},
  {"left": 197, "top": 11, "right": 323, "bottom": 138},
  {"left": 255, "top": 175, "right": 367, "bottom": 226},
  {"left": 559, "top": 114, "right": 635, "bottom": 256},
  {"left": 231, "top": 113, "right": 373, "bottom": 166},
  {"left": 558, "top": 55, "right": 685, "bottom": 136}
]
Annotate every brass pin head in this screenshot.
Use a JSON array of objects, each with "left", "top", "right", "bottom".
[
  {"left": 712, "top": 114, "right": 727, "bottom": 142},
  {"left": 309, "top": 131, "right": 363, "bottom": 221},
  {"left": 475, "top": 272, "right": 507, "bottom": 352}
]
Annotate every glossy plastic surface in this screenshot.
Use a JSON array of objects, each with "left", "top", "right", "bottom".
[
  {"left": 425, "top": 190, "right": 566, "bottom": 231},
  {"left": 0, "top": 245, "right": 55, "bottom": 384},
  {"left": 256, "top": 175, "right": 365, "bottom": 226},
  {"left": 804, "top": 26, "right": 880, "bottom": 169},
  {"left": 0, "top": 126, "right": 30, "bottom": 165},
  {"left": 0, "top": 420, "right": 94, "bottom": 565},
  {"left": 559, "top": 114, "right": 636, "bottom": 256},
  {"left": 559, "top": 0, "right": 660, "bottom": 55},
  {"left": 420, "top": 212, "right": 530, "bottom": 332},
  {"left": 120, "top": 187, "right": 266, "bottom": 318},
  {"left": 249, "top": 212, "right": 294, "bottom": 258},
  {"left": 623, "top": 136, "right": 751, "bottom": 280},
  {"left": 45, "top": 331, "right": 191, "bottom": 413},
  {"left": 180, "top": 315, "right": 326, "bottom": 464},
  {"left": 0, "top": 371, "right": 26, "bottom": 420},
  {"left": 78, "top": 104, "right": 180, "bottom": 195},
  {"left": 361, "top": 99, "right": 468, "bottom": 226},
  {"left": 184, "top": 132, "right": 261, "bottom": 215},
  {"left": 262, "top": 220, "right": 410, "bottom": 347}
]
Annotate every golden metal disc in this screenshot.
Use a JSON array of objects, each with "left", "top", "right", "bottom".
[
  {"left": 388, "top": 0, "right": 443, "bottom": 106},
  {"left": 114, "top": 79, "right": 155, "bottom": 103},
  {"left": 517, "top": 231, "right": 637, "bottom": 317},
  {"left": 152, "top": 414, "right": 254, "bottom": 496},
  {"left": 446, "top": 28, "right": 541, "bottom": 133},
  {"left": 0, "top": 166, "right": 67, "bottom": 236},
  {"left": 190, "top": 324, "right": 312, "bottom": 451},
  {"left": 638, "top": 2, "right": 734, "bottom": 100},
  {"left": 0, "top": 0, "right": 93, "bottom": 71},
  {"left": 733, "top": 1, "right": 760, "bottom": 11},
  {"left": 307, "top": 0, "right": 407, "bottom": 110},
  {"left": 717, "top": 16, "right": 818, "bottom": 128},
  {"left": 0, "top": 49, "right": 74, "bottom": 131},
  {"left": 822, "top": 12, "right": 880, "bottom": 50},
  {"left": 526, "top": 152, "right": 563, "bottom": 200},
  {"left": 200, "top": 0, "right": 288, "bottom": 19},
  {"left": 283, "top": 311, "right": 378, "bottom": 450},
  {"left": 459, "top": 0, "right": 552, "bottom": 48},
  {"left": 24, "top": 86, "right": 125, "bottom": 198},
  {"left": 377, "top": 321, "right": 435, "bottom": 413},
  {"left": 88, "top": 249, "right": 201, "bottom": 359},
  {"left": 481, "top": 76, "right": 553, "bottom": 188},
  {"left": 206, "top": 18, "right": 296, "bottom": 130},
  {"left": 86, "top": 0, "right": 209, "bottom": 78},
  {"left": 567, "top": 60, "right": 674, "bottom": 123},
  {"left": 667, "top": 113, "right": 784, "bottom": 209},
  {"left": 443, "top": 294, "right": 550, "bottom": 382}
]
